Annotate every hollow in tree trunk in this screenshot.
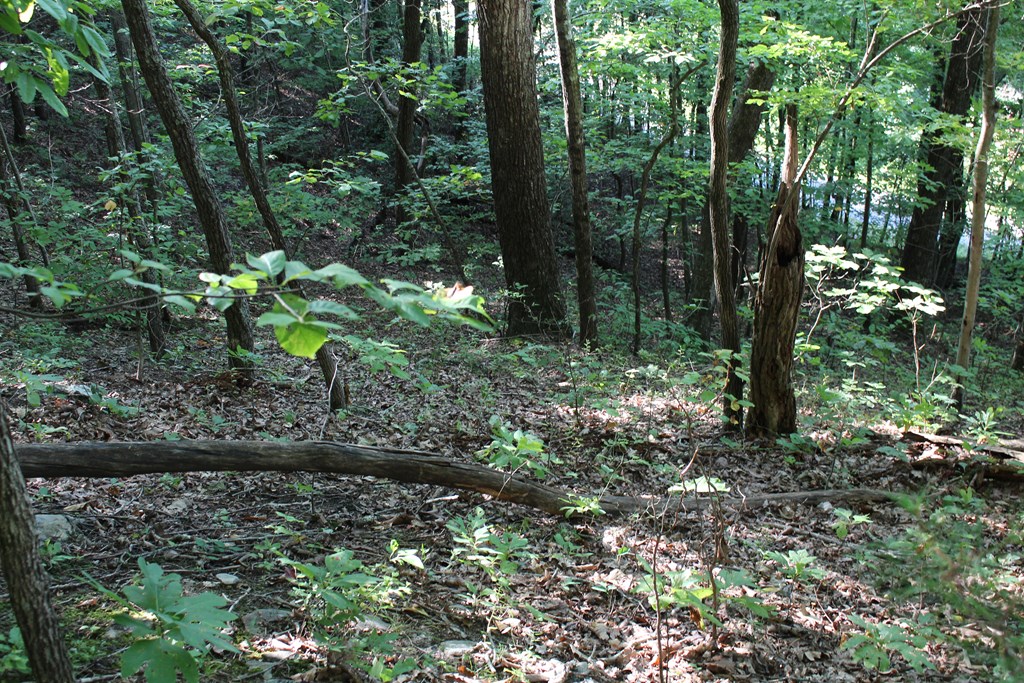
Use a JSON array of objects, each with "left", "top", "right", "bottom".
[{"left": 748, "top": 104, "right": 804, "bottom": 437}]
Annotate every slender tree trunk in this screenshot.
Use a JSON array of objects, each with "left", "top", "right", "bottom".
[
  {"left": 478, "top": 0, "right": 567, "bottom": 336},
  {"left": 0, "top": 401, "right": 75, "bottom": 683},
  {"left": 692, "top": 59, "right": 774, "bottom": 339},
  {"left": 900, "top": 6, "right": 986, "bottom": 286},
  {"left": 121, "top": 0, "right": 255, "bottom": 373},
  {"left": 708, "top": 0, "right": 743, "bottom": 427},
  {"left": 451, "top": 0, "right": 469, "bottom": 96},
  {"left": 952, "top": 2, "right": 999, "bottom": 411},
  {"left": 0, "top": 124, "right": 44, "bottom": 307},
  {"left": 92, "top": 57, "right": 167, "bottom": 357},
  {"left": 748, "top": 104, "right": 803, "bottom": 437},
  {"left": 552, "top": 0, "right": 597, "bottom": 346},
  {"left": 859, "top": 112, "right": 875, "bottom": 248},
  {"left": 935, "top": 170, "right": 968, "bottom": 288},
  {"left": 173, "top": 0, "right": 347, "bottom": 410},
  {"left": 395, "top": 0, "right": 423, "bottom": 209},
  {"left": 9, "top": 87, "right": 27, "bottom": 143},
  {"left": 109, "top": 10, "right": 149, "bottom": 154}
]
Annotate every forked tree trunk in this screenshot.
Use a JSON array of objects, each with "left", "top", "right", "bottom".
[
  {"left": 478, "top": 0, "right": 567, "bottom": 336},
  {"left": 748, "top": 104, "right": 804, "bottom": 437},
  {"left": 173, "top": 0, "right": 347, "bottom": 411},
  {"left": 552, "top": 0, "right": 597, "bottom": 346},
  {"left": 121, "top": 0, "right": 255, "bottom": 373},
  {"left": 0, "top": 402, "right": 74, "bottom": 683},
  {"left": 708, "top": 0, "right": 743, "bottom": 427}
]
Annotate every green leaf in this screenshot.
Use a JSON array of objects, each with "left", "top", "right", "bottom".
[
  {"left": 306, "top": 299, "right": 358, "bottom": 319},
  {"left": 256, "top": 311, "right": 300, "bottom": 328},
  {"left": 246, "top": 250, "right": 286, "bottom": 278},
  {"left": 16, "top": 71, "right": 37, "bottom": 104},
  {"left": 37, "top": 82, "right": 68, "bottom": 116},
  {"left": 226, "top": 272, "right": 261, "bottom": 294},
  {"left": 275, "top": 322, "right": 327, "bottom": 358},
  {"left": 311, "top": 263, "right": 368, "bottom": 287},
  {"left": 108, "top": 268, "right": 133, "bottom": 281}
]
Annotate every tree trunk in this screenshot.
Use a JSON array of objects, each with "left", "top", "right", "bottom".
[
  {"left": 9, "top": 87, "right": 27, "bottom": 143},
  {"left": 14, "top": 439, "right": 894, "bottom": 518},
  {"left": 92, "top": 57, "right": 167, "bottom": 357},
  {"left": 708, "top": 0, "right": 743, "bottom": 427},
  {"left": 934, "top": 171, "right": 968, "bottom": 289},
  {"left": 0, "top": 124, "right": 43, "bottom": 307},
  {"left": 477, "top": 0, "right": 567, "bottom": 336},
  {"left": 395, "top": 0, "right": 423, "bottom": 206},
  {"left": 899, "top": 6, "right": 986, "bottom": 286},
  {"left": 859, "top": 111, "right": 874, "bottom": 248},
  {"left": 748, "top": 104, "right": 803, "bottom": 437},
  {"left": 121, "top": 0, "right": 255, "bottom": 374},
  {"left": 173, "top": 0, "right": 347, "bottom": 411},
  {"left": 451, "top": 0, "right": 469, "bottom": 96},
  {"left": 0, "top": 402, "right": 75, "bottom": 683},
  {"left": 552, "top": 0, "right": 597, "bottom": 346},
  {"left": 952, "top": 2, "right": 998, "bottom": 411},
  {"left": 692, "top": 59, "right": 774, "bottom": 338},
  {"left": 109, "top": 10, "right": 150, "bottom": 154}
]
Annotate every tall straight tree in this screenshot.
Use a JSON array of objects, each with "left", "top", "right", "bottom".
[
  {"left": 707, "top": 0, "right": 743, "bottom": 427},
  {"left": 899, "top": 5, "right": 986, "bottom": 286},
  {"left": 552, "top": 0, "right": 597, "bottom": 346},
  {"left": 952, "top": 1, "right": 999, "bottom": 410},
  {"left": 477, "top": 0, "right": 567, "bottom": 336},
  {"left": 121, "top": 0, "right": 255, "bottom": 373},
  {"left": 395, "top": 0, "right": 423, "bottom": 202}
]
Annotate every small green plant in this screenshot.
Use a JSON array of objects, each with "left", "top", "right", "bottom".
[
  {"left": 763, "top": 548, "right": 826, "bottom": 581},
  {"left": 92, "top": 558, "right": 238, "bottom": 683},
  {"left": 447, "top": 508, "right": 533, "bottom": 578},
  {"left": 0, "top": 627, "right": 30, "bottom": 677},
  {"left": 831, "top": 508, "right": 871, "bottom": 540},
  {"left": 961, "top": 406, "right": 1009, "bottom": 446},
  {"left": 843, "top": 614, "right": 935, "bottom": 674},
  {"left": 476, "top": 416, "right": 554, "bottom": 478}
]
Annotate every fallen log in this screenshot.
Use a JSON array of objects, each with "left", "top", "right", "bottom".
[{"left": 16, "top": 440, "right": 893, "bottom": 518}]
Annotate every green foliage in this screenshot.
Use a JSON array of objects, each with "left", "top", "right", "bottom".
[
  {"left": 831, "top": 507, "right": 871, "bottom": 541},
  {"left": 843, "top": 613, "right": 936, "bottom": 674},
  {"left": 634, "top": 561, "right": 772, "bottom": 630},
  {"left": 0, "top": 627, "right": 30, "bottom": 677},
  {"left": 864, "top": 489, "right": 1024, "bottom": 680},
  {"left": 476, "top": 416, "right": 554, "bottom": 479},
  {"left": 448, "top": 508, "right": 533, "bottom": 579},
  {"left": 280, "top": 546, "right": 418, "bottom": 679},
  {"left": 89, "top": 558, "right": 237, "bottom": 683},
  {"left": 763, "top": 548, "right": 825, "bottom": 581}
]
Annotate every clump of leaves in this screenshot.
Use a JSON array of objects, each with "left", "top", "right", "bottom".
[
  {"left": 91, "top": 558, "right": 237, "bottom": 683},
  {"left": 0, "top": 627, "right": 30, "bottom": 677},
  {"left": 476, "top": 415, "right": 555, "bottom": 478}
]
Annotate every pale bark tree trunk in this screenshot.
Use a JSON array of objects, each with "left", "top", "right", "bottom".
[
  {"left": 748, "top": 104, "right": 803, "bottom": 437},
  {"left": 478, "top": 0, "right": 567, "bottom": 336},
  {"left": 552, "top": 0, "right": 597, "bottom": 346},
  {"left": 121, "top": 0, "right": 255, "bottom": 373},
  {"left": 952, "top": 2, "right": 999, "bottom": 411},
  {"left": 0, "top": 401, "right": 75, "bottom": 683},
  {"left": 708, "top": 0, "right": 743, "bottom": 427},
  {"left": 173, "top": 0, "right": 347, "bottom": 411}
]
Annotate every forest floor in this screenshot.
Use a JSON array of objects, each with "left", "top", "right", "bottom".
[{"left": 3, "top": 262, "right": 1024, "bottom": 683}]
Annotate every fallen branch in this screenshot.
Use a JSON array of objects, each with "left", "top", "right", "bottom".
[
  {"left": 903, "top": 430, "right": 1024, "bottom": 465},
  {"left": 16, "top": 440, "right": 894, "bottom": 518}
]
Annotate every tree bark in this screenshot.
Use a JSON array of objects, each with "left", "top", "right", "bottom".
[
  {"left": 92, "top": 54, "right": 167, "bottom": 357},
  {"left": 952, "top": 2, "right": 998, "bottom": 411},
  {"left": 395, "top": 0, "right": 423, "bottom": 207},
  {"left": 121, "top": 0, "right": 255, "bottom": 374},
  {"left": 0, "top": 123, "right": 43, "bottom": 307},
  {"left": 451, "top": 0, "right": 469, "bottom": 96},
  {"left": 748, "top": 104, "right": 803, "bottom": 437},
  {"left": 14, "top": 439, "right": 894, "bottom": 518},
  {"left": 552, "top": 0, "right": 597, "bottom": 346},
  {"left": 109, "top": 10, "right": 150, "bottom": 155},
  {"left": 692, "top": 59, "right": 774, "bottom": 338},
  {"left": 0, "top": 402, "right": 75, "bottom": 683},
  {"left": 708, "top": 0, "right": 743, "bottom": 427},
  {"left": 899, "top": 6, "right": 986, "bottom": 286},
  {"left": 478, "top": 0, "right": 567, "bottom": 336}
]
